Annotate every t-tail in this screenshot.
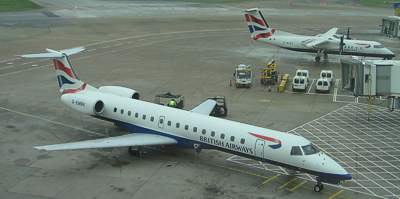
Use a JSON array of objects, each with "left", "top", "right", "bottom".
[
  {"left": 21, "top": 47, "right": 92, "bottom": 94},
  {"left": 244, "top": 8, "right": 276, "bottom": 40}
]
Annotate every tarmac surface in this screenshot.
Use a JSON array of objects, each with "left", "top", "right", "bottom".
[{"left": 0, "top": 1, "right": 400, "bottom": 199}]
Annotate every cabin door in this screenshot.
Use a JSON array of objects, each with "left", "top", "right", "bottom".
[
  {"left": 158, "top": 116, "right": 165, "bottom": 129},
  {"left": 254, "top": 139, "right": 265, "bottom": 158}
]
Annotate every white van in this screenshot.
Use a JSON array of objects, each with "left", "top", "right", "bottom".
[
  {"left": 316, "top": 78, "right": 331, "bottom": 93},
  {"left": 292, "top": 76, "right": 308, "bottom": 92},
  {"left": 320, "top": 70, "right": 333, "bottom": 83},
  {"left": 296, "top": 69, "right": 310, "bottom": 80}
]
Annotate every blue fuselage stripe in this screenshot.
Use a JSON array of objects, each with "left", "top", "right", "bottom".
[{"left": 94, "top": 116, "right": 350, "bottom": 183}]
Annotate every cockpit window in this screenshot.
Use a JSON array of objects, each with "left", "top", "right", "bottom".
[
  {"left": 373, "top": 45, "right": 384, "bottom": 49},
  {"left": 290, "top": 146, "right": 303, "bottom": 156},
  {"left": 302, "top": 144, "right": 319, "bottom": 155}
]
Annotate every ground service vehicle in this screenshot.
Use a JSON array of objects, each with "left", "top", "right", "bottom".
[
  {"left": 316, "top": 78, "right": 331, "bottom": 93},
  {"left": 234, "top": 64, "right": 253, "bottom": 88},
  {"left": 261, "top": 60, "right": 278, "bottom": 85},
  {"left": 320, "top": 70, "right": 334, "bottom": 83},
  {"left": 154, "top": 92, "right": 184, "bottom": 109}
]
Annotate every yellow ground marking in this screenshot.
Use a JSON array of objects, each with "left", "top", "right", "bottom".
[
  {"left": 257, "top": 174, "right": 280, "bottom": 188},
  {"left": 277, "top": 177, "right": 298, "bottom": 190},
  {"left": 288, "top": 180, "right": 307, "bottom": 192},
  {"left": 328, "top": 190, "right": 345, "bottom": 199},
  {"left": 214, "top": 164, "right": 269, "bottom": 179}
]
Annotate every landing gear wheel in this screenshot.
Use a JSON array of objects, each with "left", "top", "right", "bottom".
[
  {"left": 128, "top": 146, "right": 142, "bottom": 157},
  {"left": 315, "top": 56, "right": 321, "bottom": 62},
  {"left": 313, "top": 183, "right": 324, "bottom": 192}
]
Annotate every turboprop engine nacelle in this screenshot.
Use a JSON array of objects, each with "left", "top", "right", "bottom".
[
  {"left": 61, "top": 93, "right": 105, "bottom": 115},
  {"left": 98, "top": 86, "right": 140, "bottom": 99}
]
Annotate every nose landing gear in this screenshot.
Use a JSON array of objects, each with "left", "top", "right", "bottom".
[{"left": 313, "top": 178, "right": 324, "bottom": 192}]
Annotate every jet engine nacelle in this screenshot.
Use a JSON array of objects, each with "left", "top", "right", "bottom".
[
  {"left": 61, "top": 93, "right": 105, "bottom": 115},
  {"left": 98, "top": 86, "right": 140, "bottom": 99}
]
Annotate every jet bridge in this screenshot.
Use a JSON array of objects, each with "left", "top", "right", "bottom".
[{"left": 341, "top": 57, "right": 400, "bottom": 109}]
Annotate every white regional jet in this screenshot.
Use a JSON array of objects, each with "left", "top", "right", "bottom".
[
  {"left": 22, "top": 47, "right": 351, "bottom": 192},
  {"left": 244, "top": 8, "right": 395, "bottom": 62}
]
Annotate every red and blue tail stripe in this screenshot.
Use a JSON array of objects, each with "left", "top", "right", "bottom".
[{"left": 249, "top": 132, "right": 282, "bottom": 149}]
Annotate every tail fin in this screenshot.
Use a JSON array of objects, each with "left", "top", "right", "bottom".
[
  {"left": 244, "top": 8, "right": 276, "bottom": 40},
  {"left": 21, "top": 47, "right": 89, "bottom": 94}
]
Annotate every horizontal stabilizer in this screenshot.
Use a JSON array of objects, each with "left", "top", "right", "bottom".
[
  {"left": 191, "top": 99, "right": 217, "bottom": 115},
  {"left": 20, "top": 46, "right": 85, "bottom": 59},
  {"left": 34, "top": 133, "right": 177, "bottom": 151}
]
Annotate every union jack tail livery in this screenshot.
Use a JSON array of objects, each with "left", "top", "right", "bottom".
[
  {"left": 21, "top": 47, "right": 90, "bottom": 94},
  {"left": 244, "top": 8, "right": 276, "bottom": 40}
]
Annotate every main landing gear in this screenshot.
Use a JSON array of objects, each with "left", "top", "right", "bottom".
[
  {"left": 128, "top": 146, "right": 144, "bottom": 157},
  {"left": 315, "top": 50, "right": 328, "bottom": 63},
  {"left": 313, "top": 178, "right": 324, "bottom": 192}
]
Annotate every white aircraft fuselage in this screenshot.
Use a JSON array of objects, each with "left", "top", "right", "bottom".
[
  {"left": 21, "top": 46, "right": 351, "bottom": 192},
  {"left": 64, "top": 90, "right": 351, "bottom": 183},
  {"left": 244, "top": 8, "right": 395, "bottom": 61},
  {"left": 261, "top": 31, "right": 395, "bottom": 58}
]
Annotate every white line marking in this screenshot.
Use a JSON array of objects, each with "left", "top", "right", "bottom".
[
  {"left": 0, "top": 65, "right": 14, "bottom": 70},
  {"left": 306, "top": 79, "right": 315, "bottom": 94},
  {"left": 0, "top": 106, "right": 103, "bottom": 136}
]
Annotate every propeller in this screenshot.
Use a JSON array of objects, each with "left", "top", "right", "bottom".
[
  {"left": 346, "top": 27, "right": 351, "bottom": 40},
  {"left": 339, "top": 36, "right": 345, "bottom": 55}
]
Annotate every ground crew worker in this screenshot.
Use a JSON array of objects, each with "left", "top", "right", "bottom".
[{"left": 167, "top": 99, "right": 177, "bottom": 108}]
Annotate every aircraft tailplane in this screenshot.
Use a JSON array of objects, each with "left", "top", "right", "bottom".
[
  {"left": 20, "top": 47, "right": 90, "bottom": 94},
  {"left": 243, "top": 8, "right": 276, "bottom": 40}
]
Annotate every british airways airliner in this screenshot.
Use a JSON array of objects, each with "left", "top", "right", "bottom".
[{"left": 22, "top": 47, "right": 351, "bottom": 192}]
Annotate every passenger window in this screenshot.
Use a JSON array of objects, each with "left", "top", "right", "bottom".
[
  {"left": 211, "top": 131, "right": 215, "bottom": 137},
  {"left": 128, "top": 111, "right": 131, "bottom": 116},
  {"left": 176, "top": 123, "right": 180, "bottom": 128},
  {"left": 202, "top": 129, "right": 206, "bottom": 135},
  {"left": 150, "top": 116, "right": 154, "bottom": 122},
  {"left": 294, "top": 79, "right": 299, "bottom": 84},
  {"left": 142, "top": 115, "right": 146, "bottom": 120},
  {"left": 327, "top": 73, "right": 331, "bottom": 78},
  {"left": 159, "top": 118, "right": 164, "bottom": 124},
  {"left": 230, "top": 136, "right": 235, "bottom": 142},
  {"left": 317, "top": 81, "right": 322, "bottom": 86},
  {"left": 300, "top": 79, "right": 305, "bottom": 84},
  {"left": 114, "top": 108, "right": 117, "bottom": 112},
  {"left": 168, "top": 121, "right": 171, "bottom": 126},
  {"left": 290, "top": 146, "right": 303, "bottom": 156},
  {"left": 297, "top": 72, "right": 301, "bottom": 76},
  {"left": 184, "top": 125, "right": 189, "bottom": 130},
  {"left": 322, "top": 73, "right": 326, "bottom": 78},
  {"left": 240, "top": 138, "right": 245, "bottom": 144},
  {"left": 135, "top": 113, "right": 139, "bottom": 118},
  {"left": 220, "top": 134, "right": 225, "bottom": 139},
  {"left": 323, "top": 82, "right": 328, "bottom": 86},
  {"left": 120, "top": 109, "right": 124, "bottom": 114},
  {"left": 193, "top": 127, "right": 197, "bottom": 132}
]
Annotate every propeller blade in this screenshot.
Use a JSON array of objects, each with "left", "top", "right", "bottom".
[{"left": 346, "top": 27, "right": 351, "bottom": 40}]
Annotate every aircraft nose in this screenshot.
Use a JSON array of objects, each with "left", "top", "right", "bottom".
[
  {"left": 340, "top": 173, "right": 352, "bottom": 180},
  {"left": 385, "top": 48, "right": 395, "bottom": 58}
]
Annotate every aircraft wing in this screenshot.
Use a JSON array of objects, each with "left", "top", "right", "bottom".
[
  {"left": 304, "top": 38, "right": 329, "bottom": 48},
  {"left": 34, "top": 133, "right": 177, "bottom": 151},
  {"left": 319, "top": 28, "right": 338, "bottom": 37},
  {"left": 191, "top": 99, "right": 217, "bottom": 115},
  {"left": 305, "top": 28, "right": 338, "bottom": 48}
]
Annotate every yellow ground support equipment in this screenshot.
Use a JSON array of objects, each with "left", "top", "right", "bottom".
[
  {"left": 261, "top": 60, "right": 278, "bottom": 85},
  {"left": 278, "top": 74, "right": 289, "bottom": 93}
]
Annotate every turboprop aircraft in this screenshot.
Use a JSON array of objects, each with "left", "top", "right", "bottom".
[
  {"left": 22, "top": 47, "right": 351, "bottom": 192},
  {"left": 244, "top": 8, "right": 395, "bottom": 62}
]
